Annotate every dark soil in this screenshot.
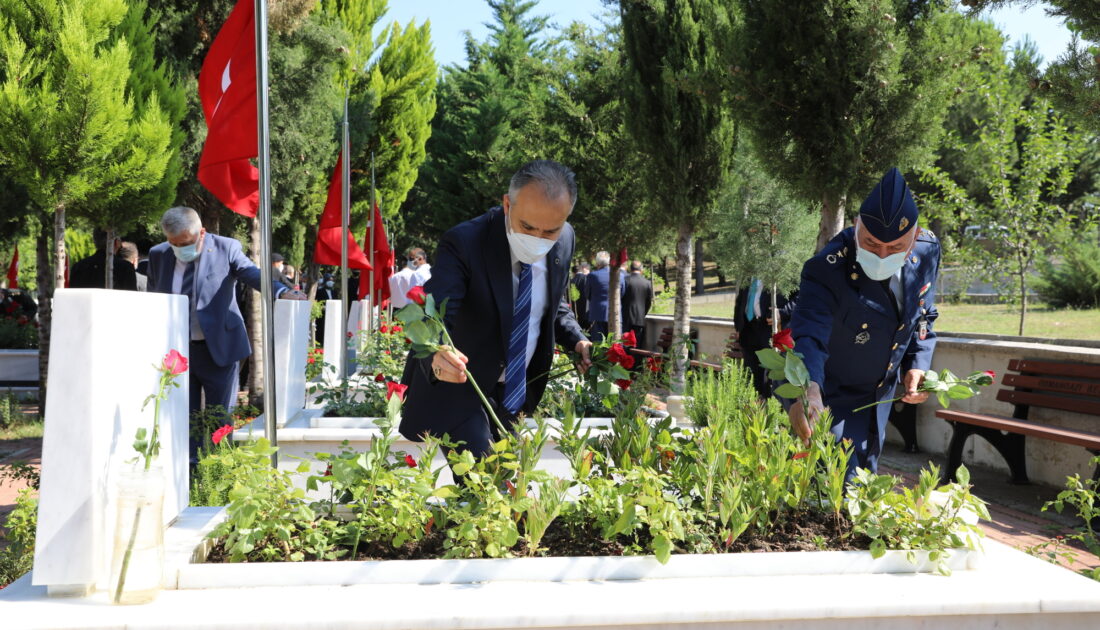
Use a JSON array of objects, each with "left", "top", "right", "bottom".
[{"left": 203, "top": 509, "right": 871, "bottom": 563}]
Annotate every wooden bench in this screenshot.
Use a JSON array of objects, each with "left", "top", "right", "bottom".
[
  {"left": 937, "top": 359, "right": 1100, "bottom": 484},
  {"left": 632, "top": 327, "right": 740, "bottom": 371}
]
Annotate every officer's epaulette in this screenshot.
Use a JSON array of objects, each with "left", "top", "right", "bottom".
[
  {"left": 918, "top": 228, "right": 936, "bottom": 241},
  {"left": 821, "top": 245, "right": 849, "bottom": 266}
]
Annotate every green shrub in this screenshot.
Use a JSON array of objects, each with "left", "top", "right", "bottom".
[
  {"left": 1035, "top": 236, "right": 1100, "bottom": 308},
  {"left": 685, "top": 360, "right": 759, "bottom": 427},
  {"left": 0, "top": 316, "right": 37, "bottom": 350},
  {"left": 0, "top": 489, "right": 38, "bottom": 588}
]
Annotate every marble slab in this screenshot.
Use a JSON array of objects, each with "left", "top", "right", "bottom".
[
  {"left": 32, "top": 289, "right": 189, "bottom": 594},
  {"left": 271, "top": 300, "right": 310, "bottom": 427},
  {"left": 321, "top": 299, "right": 345, "bottom": 383}
]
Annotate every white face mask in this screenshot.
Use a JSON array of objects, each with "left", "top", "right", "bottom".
[
  {"left": 506, "top": 213, "right": 557, "bottom": 265},
  {"left": 855, "top": 224, "right": 910, "bottom": 281}
]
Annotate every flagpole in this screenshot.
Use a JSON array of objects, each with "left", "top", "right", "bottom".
[
  {"left": 340, "top": 88, "right": 350, "bottom": 381},
  {"left": 254, "top": 0, "right": 277, "bottom": 468},
  {"left": 369, "top": 151, "right": 376, "bottom": 335}
]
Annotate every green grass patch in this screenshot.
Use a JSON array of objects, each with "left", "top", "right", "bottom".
[
  {"left": 0, "top": 421, "right": 43, "bottom": 441},
  {"left": 652, "top": 296, "right": 1100, "bottom": 341}
]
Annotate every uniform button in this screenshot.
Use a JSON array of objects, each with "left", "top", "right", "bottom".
[
  {"left": 887, "top": 362, "right": 893, "bottom": 370},
  {"left": 892, "top": 343, "right": 898, "bottom": 350},
  {"left": 877, "top": 381, "right": 883, "bottom": 388},
  {"left": 861, "top": 323, "right": 868, "bottom": 329},
  {"left": 850, "top": 273, "right": 858, "bottom": 280},
  {"left": 897, "top": 324, "right": 904, "bottom": 331}
]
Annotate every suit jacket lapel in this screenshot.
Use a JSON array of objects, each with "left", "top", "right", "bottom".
[{"left": 487, "top": 210, "right": 513, "bottom": 349}]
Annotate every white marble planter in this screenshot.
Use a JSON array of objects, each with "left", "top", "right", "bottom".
[{"left": 0, "top": 348, "right": 38, "bottom": 384}]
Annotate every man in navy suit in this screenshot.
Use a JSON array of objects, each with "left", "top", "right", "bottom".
[
  {"left": 584, "top": 251, "right": 625, "bottom": 341},
  {"left": 399, "top": 160, "right": 592, "bottom": 456},
  {"left": 787, "top": 168, "right": 940, "bottom": 478},
  {"left": 148, "top": 206, "right": 303, "bottom": 454}
]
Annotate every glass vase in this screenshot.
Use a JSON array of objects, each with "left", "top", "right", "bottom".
[{"left": 109, "top": 466, "right": 165, "bottom": 605}]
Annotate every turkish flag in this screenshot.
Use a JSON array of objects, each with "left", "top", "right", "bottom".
[
  {"left": 313, "top": 149, "right": 371, "bottom": 269},
  {"left": 611, "top": 248, "right": 629, "bottom": 267},
  {"left": 197, "top": 0, "right": 259, "bottom": 217},
  {"left": 358, "top": 203, "right": 393, "bottom": 306},
  {"left": 6, "top": 245, "right": 17, "bottom": 289}
]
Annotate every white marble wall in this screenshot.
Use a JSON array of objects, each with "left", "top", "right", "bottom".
[
  {"left": 33, "top": 289, "right": 189, "bottom": 596},
  {"left": 272, "top": 300, "right": 311, "bottom": 427}
]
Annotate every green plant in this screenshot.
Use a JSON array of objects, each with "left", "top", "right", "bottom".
[
  {"left": 0, "top": 390, "right": 24, "bottom": 429},
  {"left": 685, "top": 360, "right": 758, "bottom": 427},
  {"left": 0, "top": 314, "right": 37, "bottom": 350},
  {"left": 355, "top": 320, "right": 408, "bottom": 381},
  {"left": 190, "top": 436, "right": 271, "bottom": 507},
  {"left": 1035, "top": 234, "right": 1100, "bottom": 309},
  {"left": 304, "top": 344, "right": 324, "bottom": 381},
  {"left": 189, "top": 404, "right": 258, "bottom": 448},
  {"left": 0, "top": 488, "right": 38, "bottom": 588},
  {"left": 308, "top": 367, "right": 389, "bottom": 418},
  {"left": 1042, "top": 456, "right": 1100, "bottom": 581},
  {"left": 846, "top": 465, "right": 989, "bottom": 575}
]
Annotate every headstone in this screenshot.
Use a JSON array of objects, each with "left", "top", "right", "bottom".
[
  {"left": 322, "top": 299, "right": 345, "bottom": 383},
  {"left": 33, "top": 289, "right": 189, "bottom": 596},
  {"left": 272, "top": 300, "right": 311, "bottom": 427}
]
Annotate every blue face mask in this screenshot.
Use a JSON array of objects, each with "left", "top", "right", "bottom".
[
  {"left": 855, "top": 225, "right": 909, "bottom": 281},
  {"left": 171, "top": 234, "right": 202, "bottom": 263}
]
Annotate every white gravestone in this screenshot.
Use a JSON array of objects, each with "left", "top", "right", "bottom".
[
  {"left": 322, "top": 299, "right": 346, "bottom": 383},
  {"left": 33, "top": 289, "right": 189, "bottom": 597},
  {"left": 272, "top": 300, "right": 311, "bottom": 427}
]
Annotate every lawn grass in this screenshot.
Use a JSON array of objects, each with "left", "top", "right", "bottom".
[
  {"left": 652, "top": 296, "right": 1100, "bottom": 341},
  {"left": 0, "top": 421, "right": 42, "bottom": 442}
]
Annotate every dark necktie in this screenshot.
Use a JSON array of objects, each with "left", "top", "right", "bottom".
[
  {"left": 502, "top": 262, "right": 532, "bottom": 414},
  {"left": 880, "top": 278, "right": 900, "bottom": 318},
  {"left": 181, "top": 262, "right": 200, "bottom": 339}
]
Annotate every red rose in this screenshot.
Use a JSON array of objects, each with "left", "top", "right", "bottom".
[
  {"left": 622, "top": 330, "right": 637, "bottom": 347},
  {"left": 386, "top": 381, "right": 408, "bottom": 401},
  {"left": 406, "top": 286, "right": 427, "bottom": 306},
  {"left": 772, "top": 328, "right": 795, "bottom": 352},
  {"left": 404, "top": 454, "right": 417, "bottom": 468},
  {"left": 162, "top": 349, "right": 188, "bottom": 376},
  {"left": 347, "top": 331, "right": 354, "bottom": 339},
  {"left": 211, "top": 424, "right": 233, "bottom": 445},
  {"left": 646, "top": 356, "right": 662, "bottom": 373},
  {"left": 380, "top": 325, "right": 389, "bottom": 333},
  {"left": 616, "top": 378, "right": 632, "bottom": 390},
  {"left": 983, "top": 370, "right": 996, "bottom": 379},
  {"left": 375, "top": 373, "right": 386, "bottom": 383},
  {"left": 792, "top": 451, "right": 809, "bottom": 460},
  {"left": 307, "top": 357, "right": 315, "bottom": 364},
  {"left": 392, "top": 325, "right": 403, "bottom": 333},
  {"left": 607, "top": 343, "right": 630, "bottom": 367}
]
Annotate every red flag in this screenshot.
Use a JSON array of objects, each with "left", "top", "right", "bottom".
[
  {"left": 5, "top": 245, "right": 17, "bottom": 289},
  {"left": 358, "top": 203, "right": 393, "bottom": 305},
  {"left": 313, "top": 149, "right": 371, "bottom": 269},
  {"left": 197, "top": 0, "right": 259, "bottom": 217}
]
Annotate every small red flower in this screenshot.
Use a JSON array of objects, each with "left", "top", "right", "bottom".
[
  {"left": 404, "top": 454, "right": 417, "bottom": 468},
  {"left": 375, "top": 373, "right": 386, "bottom": 382},
  {"left": 406, "top": 286, "right": 427, "bottom": 306},
  {"left": 772, "top": 328, "right": 795, "bottom": 352},
  {"left": 323, "top": 463, "right": 333, "bottom": 477},
  {"left": 607, "top": 343, "right": 635, "bottom": 369},
  {"left": 162, "top": 349, "right": 188, "bottom": 376},
  {"left": 392, "top": 325, "right": 403, "bottom": 333},
  {"left": 616, "top": 378, "right": 632, "bottom": 390},
  {"left": 621, "top": 330, "right": 637, "bottom": 348},
  {"left": 307, "top": 357, "right": 315, "bottom": 364},
  {"left": 211, "top": 424, "right": 233, "bottom": 445},
  {"left": 380, "top": 325, "right": 389, "bottom": 333},
  {"left": 983, "top": 370, "right": 996, "bottom": 379},
  {"left": 386, "top": 381, "right": 408, "bottom": 401},
  {"left": 646, "top": 356, "right": 662, "bottom": 373},
  {"left": 792, "top": 451, "right": 810, "bottom": 460},
  {"left": 347, "top": 331, "right": 354, "bottom": 339}
]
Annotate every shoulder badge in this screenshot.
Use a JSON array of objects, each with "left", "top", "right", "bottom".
[{"left": 920, "top": 228, "right": 936, "bottom": 240}]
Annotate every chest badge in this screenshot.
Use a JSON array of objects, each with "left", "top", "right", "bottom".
[
  {"left": 918, "top": 282, "right": 931, "bottom": 297},
  {"left": 855, "top": 331, "right": 871, "bottom": 345}
]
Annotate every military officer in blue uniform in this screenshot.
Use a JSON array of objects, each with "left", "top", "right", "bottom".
[{"left": 787, "top": 168, "right": 940, "bottom": 477}]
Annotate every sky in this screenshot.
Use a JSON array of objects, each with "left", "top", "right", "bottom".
[{"left": 380, "top": 1, "right": 1076, "bottom": 70}]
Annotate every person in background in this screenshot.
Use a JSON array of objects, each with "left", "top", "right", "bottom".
[
  {"left": 570, "top": 261, "right": 590, "bottom": 330},
  {"left": 390, "top": 248, "right": 428, "bottom": 309},
  {"left": 584, "top": 250, "right": 625, "bottom": 342},
  {"left": 118, "top": 241, "right": 147, "bottom": 291},
  {"left": 147, "top": 206, "right": 305, "bottom": 462},
  {"left": 409, "top": 247, "right": 431, "bottom": 287},
  {"left": 271, "top": 253, "right": 293, "bottom": 288},
  {"left": 69, "top": 230, "right": 138, "bottom": 291},
  {"left": 622, "top": 260, "right": 655, "bottom": 349},
  {"left": 733, "top": 278, "right": 797, "bottom": 399}
]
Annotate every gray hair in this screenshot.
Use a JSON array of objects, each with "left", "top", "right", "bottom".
[
  {"left": 161, "top": 206, "right": 202, "bottom": 238},
  {"left": 594, "top": 251, "right": 610, "bottom": 268},
  {"left": 508, "top": 160, "right": 577, "bottom": 208}
]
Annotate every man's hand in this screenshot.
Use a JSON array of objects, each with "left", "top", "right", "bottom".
[
  {"left": 278, "top": 289, "right": 307, "bottom": 300},
  {"left": 431, "top": 345, "right": 468, "bottom": 383},
  {"left": 788, "top": 381, "right": 824, "bottom": 446},
  {"left": 901, "top": 369, "right": 929, "bottom": 404},
  {"left": 574, "top": 340, "right": 593, "bottom": 374}
]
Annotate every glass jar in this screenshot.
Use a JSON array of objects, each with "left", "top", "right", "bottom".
[{"left": 108, "top": 466, "right": 165, "bottom": 605}]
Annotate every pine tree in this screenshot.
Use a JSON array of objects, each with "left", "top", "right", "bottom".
[
  {"left": 0, "top": 0, "right": 173, "bottom": 410},
  {"left": 619, "top": 0, "right": 737, "bottom": 393},
  {"left": 723, "top": 1, "right": 987, "bottom": 250}
]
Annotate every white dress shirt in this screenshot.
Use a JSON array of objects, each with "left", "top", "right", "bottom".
[
  {"left": 498, "top": 252, "right": 548, "bottom": 382},
  {"left": 172, "top": 258, "right": 205, "bottom": 341},
  {"left": 389, "top": 267, "right": 417, "bottom": 308}
]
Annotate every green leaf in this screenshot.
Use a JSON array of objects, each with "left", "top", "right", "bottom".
[
  {"left": 756, "top": 349, "right": 785, "bottom": 370},
  {"left": 774, "top": 383, "right": 803, "bottom": 399},
  {"left": 653, "top": 534, "right": 672, "bottom": 564},
  {"left": 784, "top": 352, "right": 810, "bottom": 387},
  {"left": 767, "top": 369, "right": 786, "bottom": 381},
  {"left": 947, "top": 384, "right": 974, "bottom": 400},
  {"left": 395, "top": 303, "right": 425, "bottom": 325},
  {"left": 955, "top": 465, "right": 970, "bottom": 486}
]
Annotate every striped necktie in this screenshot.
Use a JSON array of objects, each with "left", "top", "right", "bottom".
[{"left": 502, "top": 262, "right": 532, "bottom": 414}]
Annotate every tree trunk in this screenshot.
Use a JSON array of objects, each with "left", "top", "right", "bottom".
[
  {"left": 53, "top": 204, "right": 66, "bottom": 290},
  {"left": 609, "top": 263, "right": 622, "bottom": 339},
  {"left": 247, "top": 218, "right": 265, "bottom": 405},
  {"left": 1018, "top": 272, "right": 1027, "bottom": 336},
  {"left": 36, "top": 223, "right": 52, "bottom": 416},
  {"left": 694, "top": 238, "right": 705, "bottom": 296},
  {"left": 818, "top": 193, "right": 847, "bottom": 253},
  {"left": 104, "top": 228, "right": 116, "bottom": 290},
  {"left": 670, "top": 222, "right": 694, "bottom": 394}
]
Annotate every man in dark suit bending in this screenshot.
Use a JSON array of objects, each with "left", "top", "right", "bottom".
[{"left": 399, "top": 160, "right": 592, "bottom": 456}]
